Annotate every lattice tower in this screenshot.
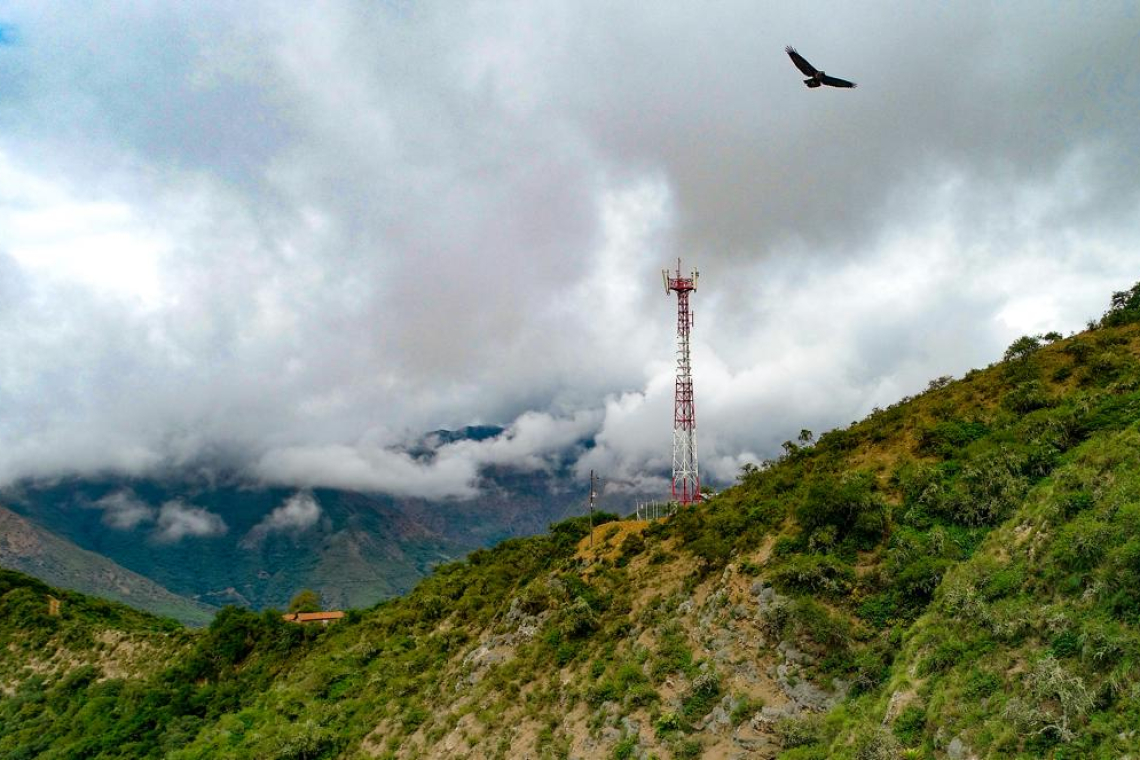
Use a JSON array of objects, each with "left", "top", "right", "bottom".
[{"left": 662, "top": 259, "right": 700, "bottom": 504}]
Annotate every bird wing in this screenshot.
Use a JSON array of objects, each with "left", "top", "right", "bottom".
[
  {"left": 821, "top": 74, "right": 856, "bottom": 88},
  {"left": 785, "top": 47, "right": 818, "bottom": 77}
]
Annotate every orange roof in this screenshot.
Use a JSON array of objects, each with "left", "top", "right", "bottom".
[{"left": 282, "top": 611, "right": 346, "bottom": 622}]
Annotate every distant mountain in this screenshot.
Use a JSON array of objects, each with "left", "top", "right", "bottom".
[
  {"left": 0, "top": 430, "right": 603, "bottom": 613},
  {"left": 0, "top": 505, "right": 215, "bottom": 626}
]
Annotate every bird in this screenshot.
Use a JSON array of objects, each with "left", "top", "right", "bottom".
[{"left": 785, "top": 46, "right": 856, "bottom": 89}]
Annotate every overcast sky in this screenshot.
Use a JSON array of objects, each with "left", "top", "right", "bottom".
[{"left": 1, "top": 2, "right": 1138, "bottom": 498}]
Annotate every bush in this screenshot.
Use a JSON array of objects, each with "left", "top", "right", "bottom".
[
  {"left": 615, "top": 532, "right": 646, "bottom": 567},
  {"left": 796, "top": 472, "right": 888, "bottom": 549},
  {"left": 917, "top": 420, "right": 988, "bottom": 458},
  {"left": 1003, "top": 381, "right": 1054, "bottom": 413},
  {"left": 770, "top": 555, "right": 855, "bottom": 598},
  {"left": 892, "top": 704, "right": 926, "bottom": 746},
  {"left": 853, "top": 726, "right": 902, "bottom": 760},
  {"left": 1099, "top": 282, "right": 1140, "bottom": 328},
  {"left": 681, "top": 672, "right": 721, "bottom": 722},
  {"left": 775, "top": 715, "right": 822, "bottom": 747}
]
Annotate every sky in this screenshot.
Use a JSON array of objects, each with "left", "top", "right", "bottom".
[{"left": 1, "top": 1, "right": 1138, "bottom": 500}]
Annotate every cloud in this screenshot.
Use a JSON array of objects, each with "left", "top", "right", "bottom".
[
  {"left": 153, "top": 501, "right": 228, "bottom": 543},
  {"left": 242, "top": 491, "right": 323, "bottom": 547},
  {"left": 254, "top": 409, "right": 599, "bottom": 497},
  {"left": 87, "top": 489, "right": 155, "bottom": 530},
  {"left": 254, "top": 443, "right": 481, "bottom": 500},
  {"left": 0, "top": 3, "right": 1139, "bottom": 497}
]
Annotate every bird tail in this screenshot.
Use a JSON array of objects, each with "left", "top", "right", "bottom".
[{"left": 805, "top": 79, "right": 821, "bottom": 88}]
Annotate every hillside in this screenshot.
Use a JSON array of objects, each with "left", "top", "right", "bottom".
[
  {"left": 0, "top": 506, "right": 216, "bottom": 626},
  {"left": 5, "top": 284, "right": 1140, "bottom": 758}
]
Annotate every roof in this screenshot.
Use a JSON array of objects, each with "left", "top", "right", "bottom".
[{"left": 282, "top": 611, "right": 346, "bottom": 623}]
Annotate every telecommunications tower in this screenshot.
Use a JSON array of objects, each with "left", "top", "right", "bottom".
[{"left": 663, "top": 259, "right": 700, "bottom": 505}]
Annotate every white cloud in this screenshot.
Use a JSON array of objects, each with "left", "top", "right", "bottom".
[
  {"left": 0, "top": 3, "right": 1138, "bottom": 498},
  {"left": 242, "top": 491, "right": 323, "bottom": 546},
  {"left": 88, "top": 489, "right": 155, "bottom": 530},
  {"left": 153, "top": 501, "right": 228, "bottom": 543},
  {"left": 254, "top": 443, "right": 480, "bottom": 499},
  {"left": 261, "top": 492, "right": 322, "bottom": 533}
]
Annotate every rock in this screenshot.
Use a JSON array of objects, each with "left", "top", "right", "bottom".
[
  {"left": 750, "top": 580, "right": 767, "bottom": 596},
  {"left": 678, "top": 599, "right": 695, "bottom": 615},
  {"left": 947, "top": 736, "right": 970, "bottom": 760},
  {"left": 733, "top": 733, "right": 776, "bottom": 752},
  {"left": 753, "top": 702, "right": 799, "bottom": 727},
  {"left": 777, "top": 639, "right": 812, "bottom": 665},
  {"left": 706, "top": 703, "right": 732, "bottom": 733},
  {"left": 775, "top": 664, "right": 848, "bottom": 712}
]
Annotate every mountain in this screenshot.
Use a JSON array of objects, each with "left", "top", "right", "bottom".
[
  {"left": 0, "top": 437, "right": 602, "bottom": 613},
  {"left": 0, "top": 506, "right": 215, "bottom": 626},
  {"left": 6, "top": 284, "right": 1140, "bottom": 758}
]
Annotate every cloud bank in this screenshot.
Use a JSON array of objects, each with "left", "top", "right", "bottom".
[{"left": 1, "top": 2, "right": 1139, "bottom": 498}]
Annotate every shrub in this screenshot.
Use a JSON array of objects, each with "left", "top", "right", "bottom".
[
  {"left": 681, "top": 672, "right": 721, "bottom": 722},
  {"left": 770, "top": 555, "right": 855, "bottom": 598},
  {"left": 1003, "top": 656, "right": 1094, "bottom": 743},
  {"left": 615, "top": 532, "right": 646, "bottom": 567},
  {"left": 1003, "top": 381, "right": 1054, "bottom": 413},
  {"left": 892, "top": 704, "right": 926, "bottom": 746},
  {"left": 672, "top": 738, "right": 703, "bottom": 759},
  {"left": 611, "top": 736, "right": 638, "bottom": 759},
  {"left": 730, "top": 695, "right": 764, "bottom": 726},
  {"left": 775, "top": 715, "right": 822, "bottom": 747},
  {"left": 1099, "top": 282, "right": 1140, "bottom": 327},
  {"left": 1049, "top": 514, "right": 1113, "bottom": 572},
  {"left": 796, "top": 472, "right": 888, "bottom": 549},
  {"left": 853, "top": 726, "right": 902, "bottom": 760},
  {"left": 916, "top": 420, "right": 988, "bottom": 458}
]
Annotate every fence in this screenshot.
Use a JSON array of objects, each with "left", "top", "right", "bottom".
[{"left": 634, "top": 501, "right": 678, "bottom": 521}]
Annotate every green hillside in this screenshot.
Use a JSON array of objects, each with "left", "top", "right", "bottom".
[
  {"left": 5, "top": 283, "right": 1140, "bottom": 758},
  {"left": 0, "top": 506, "right": 216, "bottom": 627}
]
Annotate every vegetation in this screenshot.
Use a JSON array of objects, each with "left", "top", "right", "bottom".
[{"left": 5, "top": 284, "right": 1140, "bottom": 757}]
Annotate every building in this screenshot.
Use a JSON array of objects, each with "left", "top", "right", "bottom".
[{"left": 281, "top": 611, "right": 346, "bottom": 626}]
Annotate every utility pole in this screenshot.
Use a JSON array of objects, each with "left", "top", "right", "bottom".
[
  {"left": 588, "top": 469, "right": 600, "bottom": 549},
  {"left": 663, "top": 258, "right": 700, "bottom": 505}
]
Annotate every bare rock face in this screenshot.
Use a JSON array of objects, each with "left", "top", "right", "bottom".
[{"left": 947, "top": 735, "right": 973, "bottom": 760}]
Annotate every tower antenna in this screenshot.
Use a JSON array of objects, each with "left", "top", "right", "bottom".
[
  {"left": 663, "top": 258, "right": 700, "bottom": 505},
  {"left": 587, "top": 470, "right": 603, "bottom": 549}
]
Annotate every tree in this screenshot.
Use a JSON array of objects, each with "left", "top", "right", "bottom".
[
  {"left": 1003, "top": 335, "right": 1041, "bottom": 363},
  {"left": 288, "top": 589, "right": 322, "bottom": 613}
]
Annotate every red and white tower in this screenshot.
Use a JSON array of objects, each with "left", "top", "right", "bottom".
[{"left": 663, "top": 259, "right": 700, "bottom": 505}]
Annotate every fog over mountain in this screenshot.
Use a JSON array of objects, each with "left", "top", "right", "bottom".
[{"left": 1, "top": 2, "right": 1138, "bottom": 498}]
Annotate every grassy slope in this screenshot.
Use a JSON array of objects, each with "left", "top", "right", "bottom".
[
  {"left": 0, "top": 506, "right": 217, "bottom": 626},
  {"left": 5, "top": 286, "right": 1140, "bottom": 759}
]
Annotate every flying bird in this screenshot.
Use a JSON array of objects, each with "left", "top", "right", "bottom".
[{"left": 785, "top": 46, "right": 856, "bottom": 89}]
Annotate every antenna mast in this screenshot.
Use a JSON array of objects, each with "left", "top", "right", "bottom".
[
  {"left": 587, "top": 470, "right": 601, "bottom": 549},
  {"left": 663, "top": 258, "right": 700, "bottom": 505}
]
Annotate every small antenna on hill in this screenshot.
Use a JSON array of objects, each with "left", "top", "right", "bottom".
[{"left": 588, "top": 470, "right": 603, "bottom": 550}]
